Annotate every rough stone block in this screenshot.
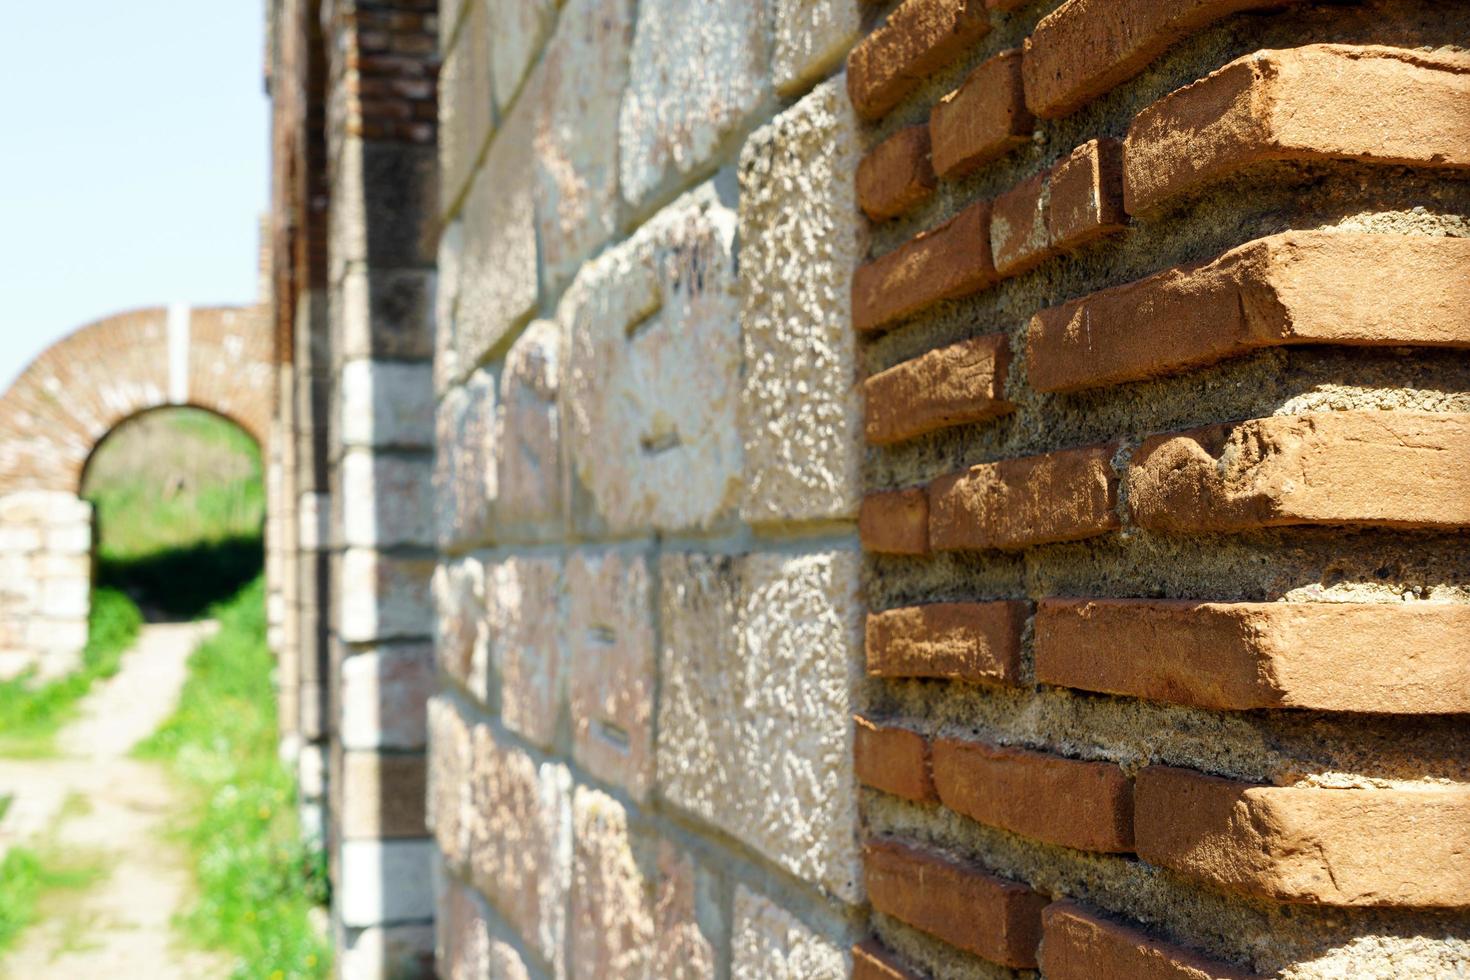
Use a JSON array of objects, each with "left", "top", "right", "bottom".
[
  {"left": 434, "top": 369, "right": 498, "bottom": 551},
  {"left": 732, "top": 886, "right": 847, "bottom": 979},
  {"left": 432, "top": 557, "right": 488, "bottom": 697},
  {"left": 561, "top": 183, "right": 743, "bottom": 534},
  {"left": 488, "top": 0, "right": 555, "bottom": 110},
  {"left": 497, "top": 319, "right": 565, "bottom": 540},
  {"left": 488, "top": 556, "right": 564, "bottom": 750},
  {"left": 454, "top": 73, "right": 541, "bottom": 372},
  {"left": 658, "top": 549, "right": 863, "bottom": 901},
  {"left": 439, "top": 0, "right": 493, "bottom": 207},
  {"left": 469, "top": 723, "right": 572, "bottom": 972},
  {"left": 342, "top": 451, "right": 435, "bottom": 548},
  {"left": 618, "top": 0, "right": 772, "bottom": 208},
  {"left": 739, "top": 78, "right": 865, "bottom": 525},
  {"left": 341, "top": 645, "right": 435, "bottom": 750},
  {"left": 566, "top": 550, "right": 655, "bottom": 801},
  {"left": 340, "top": 549, "right": 435, "bottom": 643},
  {"left": 534, "top": 0, "right": 635, "bottom": 292},
  {"left": 427, "top": 698, "right": 475, "bottom": 875},
  {"left": 772, "top": 0, "right": 860, "bottom": 96},
  {"left": 339, "top": 839, "right": 437, "bottom": 927},
  {"left": 341, "top": 360, "right": 436, "bottom": 449}
]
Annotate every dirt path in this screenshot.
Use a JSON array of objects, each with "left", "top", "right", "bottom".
[{"left": 0, "top": 622, "right": 232, "bottom": 978}]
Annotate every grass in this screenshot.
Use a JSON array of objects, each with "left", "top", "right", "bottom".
[
  {"left": 83, "top": 408, "right": 265, "bottom": 619},
  {"left": 0, "top": 843, "right": 109, "bottom": 955},
  {"left": 135, "top": 577, "right": 331, "bottom": 979},
  {"left": 0, "top": 587, "right": 143, "bottom": 757}
]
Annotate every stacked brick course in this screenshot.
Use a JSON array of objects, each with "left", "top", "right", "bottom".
[{"left": 851, "top": 0, "right": 1470, "bottom": 976}]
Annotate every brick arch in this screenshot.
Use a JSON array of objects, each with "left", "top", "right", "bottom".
[{"left": 0, "top": 304, "right": 273, "bottom": 495}]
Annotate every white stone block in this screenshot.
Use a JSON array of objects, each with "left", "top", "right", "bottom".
[
  {"left": 434, "top": 370, "right": 499, "bottom": 551},
  {"left": 732, "top": 887, "right": 847, "bottom": 979},
  {"left": 339, "top": 839, "right": 437, "bottom": 927},
  {"left": 497, "top": 319, "right": 565, "bottom": 540},
  {"left": 341, "top": 645, "right": 435, "bottom": 751},
  {"left": 342, "top": 450, "right": 435, "bottom": 549},
  {"left": 339, "top": 548, "right": 436, "bottom": 643},
  {"left": 739, "top": 78, "right": 864, "bottom": 525},
  {"left": 488, "top": 0, "right": 554, "bottom": 110},
  {"left": 561, "top": 182, "right": 744, "bottom": 535},
  {"left": 341, "top": 360, "right": 436, "bottom": 449},
  {"left": 771, "top": 0, "right": 860, "bottom": 95},
  {"left": 488, "top": 556, "right": 563, "bottom": 749},
  {"left": 439, "top": 0, "right": 493, "bottom": 209},
  {"left": 657, "top": 549, "right": 864, "bottom": 902}
]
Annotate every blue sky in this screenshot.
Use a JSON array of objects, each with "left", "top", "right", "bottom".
[{"left": 0, "top": 2, "right": 269, "bottom": 391}]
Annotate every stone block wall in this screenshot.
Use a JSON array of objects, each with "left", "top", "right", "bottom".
[
  {"left": 427, "top": 0, "right": 870, "bottom": 976},
  {"left": 849, "top": 0, "right": 1470, "bottom": 977},
  {"left": 0, "top": 492, "right": 92, "bottom": 681}
]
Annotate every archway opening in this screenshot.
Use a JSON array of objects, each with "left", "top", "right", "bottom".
[{"left": 81, "top": 407, "right": 264, "bottom": 621}]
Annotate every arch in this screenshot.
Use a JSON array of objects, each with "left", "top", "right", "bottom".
[
  {"left": 0, "top": 304, "right": 272, "bottom": 679},
  {"left": 0, "top": 304, "right": 273, "bottom": 496}
]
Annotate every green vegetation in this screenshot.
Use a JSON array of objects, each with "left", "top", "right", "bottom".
[
  {"left": 136, "top": 578, "right": 331, "bottom": 978},
  {"left": 83, "top": 408, "right": 264, "bottom": 618},
  {"left": 0, "top": 843, "right": 108, "bottom": 955},
  {"left": 0, "top": 587, "right": 143, "bottom": 757}
]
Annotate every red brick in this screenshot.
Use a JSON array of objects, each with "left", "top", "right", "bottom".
[
  {"left": 1135, "top": 767, "right": 1470, "bottom": 907},
  {"left": 929, "top": 443, "right": 1119, "bottom": 551},
  {"left": 852, "top": 941, "right": 923, "bottom": 980},
  {"left": 1125, "top": 45, "right": 1470, "bottom": 214},
  {"left": 847, "top": 0, "right": 992, "bottom": 120},
  {"left": 931, "top": 739, "right": 1133, "bottom": 852},
  {"left": 1028, "top": 233, "right": 1470, "bottom": 393},
  {"left": 865, "top": 601, "right": 1026, "bottom": 683},
  {"left": 863, "top": 839, "right": 1047, "bottom": 967},
  {"left": 860, "top": 489, "right": 931, "bottom": 555},
  {"left": 1040, "top": 901, "right": 1260, "bottom": 980},
  {"left": 1022, "top": 0, "right": 1306, "bottom": 120},
  {"left": 1035, "top": 598, "right": 1470, "bottom": 714},
  {"left": 864, "top": 334, "right": 1013, "bottom": 446},
  {"left": 930, "top": 49, "right": 1032, "bottom": 178},
  {"left": 854, "top": 716, "right": 936, "bottom": 801},
  {"left": 1128, "top": 412, "right": 1470, "bottom": 534},
  {"left": 858, "top": 126, "right": 937, "bottom": 221},
  {"left": 852, "top": 199, "right": 996, "bottom": 334},
  {"left": 990, "top": 137, "right": 1125, "bottom": 278}
]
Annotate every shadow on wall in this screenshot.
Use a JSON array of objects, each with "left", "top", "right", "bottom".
[{"left": 82, "top": 407, "right": 265, "bottom": 621}]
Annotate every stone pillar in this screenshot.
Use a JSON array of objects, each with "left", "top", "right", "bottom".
[{"left": 0, "top": 491, "right": 93, "bottom": 681}]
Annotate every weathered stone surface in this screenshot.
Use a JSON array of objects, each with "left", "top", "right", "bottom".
[
  {"left": 1039, "top": 901, "right": 1259, "bottom": 980},
  {"left": 469, "top": 723, "right": 572, "bottom": 972},
  {"left": 341, "top": 451, "right": 434, "bottom": 548},
  {"left": 772, "top": 0, "right": 860, "bottom": 96},
  {"left": 497, "top": 320, "right": 565, "bottom": 540},
  {"left": 341, "top": 645, "right": 435, "bottom": 750},
  {"left": 561, "top": 183, "right": 743, "bottom": 534},
  {"left": 431, "top": 557, "right": 487, "bottom": 697},
  {"left": 434, "top": 369, "right": 498, "bottom": 551},
  {"left": 739, "top": 78, "right": 864, "bottom": 524},
  {"left": 732, "top": 886, "right": 847, "bottom": 979},
  {"left": 488, "top": 556, "right": 564, "bottom": 750},
  {"left": 566, "top": 550, "right": 655, "bottom": 801},
  {"left": 1135, "top": 767, "right": 1470, "bottom": 907},
  {"left": 340, "top": 360, "right": 435, "bottom": 449},
  {"left": 437, "top": 875, "right": 491, "bottom": 980},
  {"left": 1128, "top": 412, "right": 1470, "bottom": 533},
  {"left": 652, "top": 842, "right": 719, "bottom": 979},
  {"left": 454, "top": 70, "right": 541, "bottom": 373},
  {"left": 439, "top": 0, "right": 493, "bottom": 209},
  {"left": 571, "top": 787, "right": 654, "bottom": 980},
  {"left": 618, "top": 0, "right": 772, "bottom": 208},
  {"left": 534, "top": 0, "right": 634, "bottom": 292},
  {"left": 339, "top": 549, "right": 435, "bottom": 642},
  {"left": 658, "top": 549, "right": 863, "bottom": 901},
  {"left": 339, "top": 839, "right": 437, "bottom": 927},
  {"left": 488, "top": 0, "right": 554, "bottom": 110},
  {"left": 435, "top": 220, "right": 465, "bottom": 392},
  {"left": 427, "top": 697, "right": 475, "bottom": 874}
]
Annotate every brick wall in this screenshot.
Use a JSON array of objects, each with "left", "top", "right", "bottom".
[
  {"left": 851, "top": 0, "right": 1470, "bottom": 976},
  {"left": 262, "top": 0, "right": 1470, "bottom": 976}
]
